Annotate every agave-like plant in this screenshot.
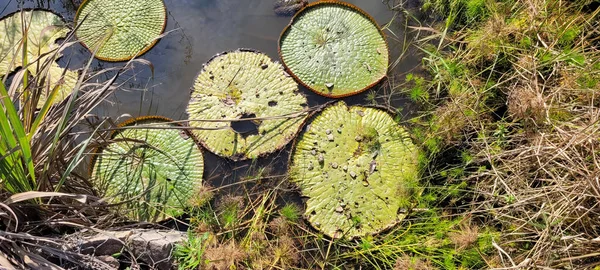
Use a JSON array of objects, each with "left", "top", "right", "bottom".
[
  {"left": 279, "top": 1, "right": 389, "bottom": 98},
  {"left": 289, "top": 101, "right": 419, "bottom": 239}
]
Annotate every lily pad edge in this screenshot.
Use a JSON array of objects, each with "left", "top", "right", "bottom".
[
  {"left": 74, "top": 0, "right": 167, "bottom": 62},
  {"left": 277, "top": 0, "right": 390, "bottom": 99}
]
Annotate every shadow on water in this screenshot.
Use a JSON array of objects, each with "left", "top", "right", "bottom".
[{"left": 1, "top": 0, "right": 424, "bottom": 221}]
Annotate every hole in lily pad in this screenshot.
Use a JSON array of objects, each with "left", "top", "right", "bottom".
[
  {"left": 231, "top": 113, "right": 259, "bottom": 138},
  {"left": 268, "top": 101, "right": 278, "bottom": 107}
]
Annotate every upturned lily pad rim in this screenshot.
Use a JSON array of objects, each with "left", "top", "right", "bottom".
[
  {"left": 188, "top": 48, "right": 310, "bottom": 161},
  {"left": 88, "top": 115, "right": 203, "bottom": 179},
  {"left": 0, "top": 8, "right": 68, "bottom": 26},
  {"left": 277, "top": 0, "right": 390, "bottom": 99},
  {"left": 74, "top": 0, "right": 167, "bottom": 62},
  {"left": 287, "top": 101, "right": 416, "bottom": 239}
]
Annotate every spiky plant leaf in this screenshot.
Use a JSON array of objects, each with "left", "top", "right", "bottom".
[
  {"left": 289, "top": 101, "right": 419, "bottom": 239},
  {"left": 279, "top": 1, "right": 389, "bottom": 98},
  {"left": 186, "top": 49, "right": 308, "bottom": 160},
  {"left": 91, "top": 117, "right": 204, "bottom": 222},
  {"left": 75, "top": 0, "right": 166, "bottom": 61},
  {"left": 30, "top": 62, "right": 79, "bottom": 107},
  {"left": 0, "top": 10, "right": 69, "bottom": 75}
]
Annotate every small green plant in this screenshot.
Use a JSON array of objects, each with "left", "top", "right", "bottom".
[
  {"left": 279, "top": 203, "right": 301, "bottom": 222},
  {"left": 175, "top": 231, "right": 210, "bottom": 270}
]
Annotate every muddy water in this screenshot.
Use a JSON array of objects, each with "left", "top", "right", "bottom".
[{"left": 1, "top": 0, "right": 421, "bottom": 190}]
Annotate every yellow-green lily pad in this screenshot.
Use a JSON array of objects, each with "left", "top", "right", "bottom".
[
  {"left": 0, "top": 10, "right": 69, "bottom": 75},
  {"left": 279, "top": 1, "right": 389, "bottom": 98},
  {"left": 186, "top": 49, "right": 308, "bottom": 160},
  {"left": 289, "top": 101, "right": 419, "bottom": 239},
  {"left": 0, "top": 10, "right": 78, "bottom": 108}
]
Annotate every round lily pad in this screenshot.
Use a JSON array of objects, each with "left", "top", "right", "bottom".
[
  {"left": 289, "top": 101, "right": 419, "bottom": 239},
  {"left": 0, "top": 10, "right": 79, "bottom": 108},
  {"left": 75, "top": 0, "right": 167, "bottom": 61},
  {"left": 186, "top": 49, "right": 308, "bottom": 160},
  {"left": 278, "top": 1, "right": 389, "bottom": 98},
  {"left": 90, "top": 116, "right": 204, "bottom": 222},
  {"left": 0, "top": 10, "right": 68, "bottom": 75}
]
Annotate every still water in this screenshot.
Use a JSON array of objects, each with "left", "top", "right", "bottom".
[{"left": 0, "top": 0, "right": 420, "bottom": 189}]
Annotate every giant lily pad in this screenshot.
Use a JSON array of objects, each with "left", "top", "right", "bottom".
[
  {"left": 278, "top": 1, "right": 389, "bottom": 98},
  {"left": 0, "top": 10, "right": 78, "bottom": 108},
  {"left": 186, "top": 49, "right": 308, "bottom": 160},
  {"left": 289, "top": 101, "right": 419, "bottom": 239},
  {"left": 0, "top": 10, "right": 68, "bottom": 75},
  {"left": 90, "top": 116, "right": 204, "bottom": 221},
  {"left": 75, "top": 0, "right": 166, "bottom": 61}
]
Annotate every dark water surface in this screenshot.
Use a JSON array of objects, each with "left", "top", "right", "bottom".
[{"left": 1, "top": 0, "right": 421, "bottom": 189}]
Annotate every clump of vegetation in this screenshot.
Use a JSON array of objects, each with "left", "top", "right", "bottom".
[
  {"left": 400, "top": 0, "right": 600, "bottom": 268},
  {"left": 0, "top": 8, "right": 148, "bottom": 269}
]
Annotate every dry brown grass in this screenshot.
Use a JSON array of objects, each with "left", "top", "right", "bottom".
[
  {"left": 470, "top": 109, "right": 600, "bottom": 268},
  {"left": 204, "top": 240, "right": 248, "bottom": 270},
  {"left": 413, "top": 0, "right": 600, "bottom": 268},
  {"left": 394, "top": 255, "right": 436, "bottom": 270}
]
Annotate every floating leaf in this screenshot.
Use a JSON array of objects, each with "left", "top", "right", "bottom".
[
  {"left": 91, "top": 116, "right": 204, "bottom": 222},
  {"left": 75, "top": 0, "right": 167, "bottom": 61},
  {"left": 0, "top": 10, "right": 69, "bottom": 75},
  {"left": 186, "top": 49, "right": 308, "bottom": 160},
  {"left": 0, "top": 10, "right": 79, "bottom": 108},
  {"left": 289, "top": 101, "right": 419, "bottom": 239},
  {"left": 279, "top": 1, "right": 389, "bottom": 98}
]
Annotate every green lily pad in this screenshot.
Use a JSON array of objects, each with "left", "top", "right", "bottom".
[
  {"left": 279, "top": 1, "right": 389, "bottom": 98},
  {"left": 75, "top": 0, "right": 166, "bottom": 61},
  {"left": 90, "top": 116, "right": 204, "bottom": 222},
  {"left": 0, "top": 10, "right": 69, "bottom": 75},
  {"left": 0, "top": 10, "right": 78, "bottom": 108},
  {"left": 289, "top": 101, "right": 419, "bottom": 239},
  {"left": 186, "top": 49, "right": 308, "bottom": 160}
]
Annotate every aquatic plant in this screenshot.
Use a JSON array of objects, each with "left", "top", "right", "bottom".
[
  {"left": 90, "top": 116, "right": 204, "bottom": 222},
  {"left": 278, "top": 1, "right": 389, "bottom": 98},
  {"left": 186, "top": 49, "right": 308, "bottom": 160},
  {"left": 74, "top": 0, "right": 166, "bottom": 61},
  {"left": 289, "top": 101, "right": 419, "bottom": 239},
  {"left": 0, "top": 10, "right": 78, "bottom": 108}
]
